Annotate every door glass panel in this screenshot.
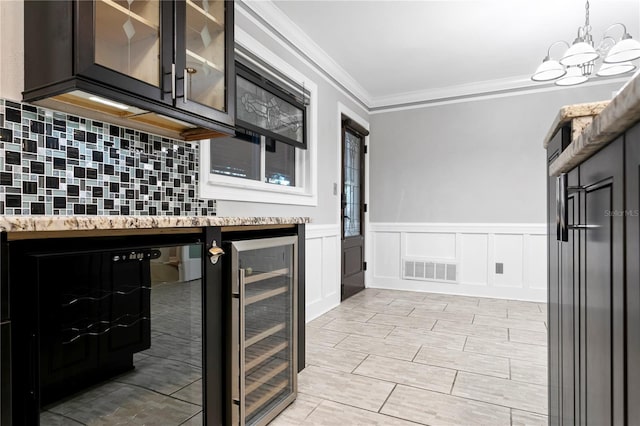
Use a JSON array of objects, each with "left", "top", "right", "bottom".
[
  {"left": 185, "top": 0, "right": 226, "bottom": 111},
  {"left": 95, "top": 0, "right": 161, "bottom": 87},
  {"left": 39, "top": 244, "right": 204, "bottom": 425},
  {"left": 344, "top": 130, "right": 361, "bottom": 238}
]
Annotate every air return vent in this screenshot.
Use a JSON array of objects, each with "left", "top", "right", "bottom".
[{"left": 403, "top": 259, "right": 458, "bottom": 283}]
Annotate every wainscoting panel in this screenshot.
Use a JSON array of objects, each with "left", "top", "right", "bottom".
[
  {"left": 305, "top": 224, "right": 341, "bottom": 321},
  {"left": 372, "top": 232, "right": 401, "bottom": 279},
  {"left": 368, "top": 223, "right": 547, "bottom": 302},
  {"left": 460, "top": 233, "right": 488, "bottom": 285}
]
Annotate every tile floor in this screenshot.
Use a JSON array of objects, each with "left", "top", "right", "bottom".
[{"left": 272, "top": 288, "right": 548, "bottom": 426}]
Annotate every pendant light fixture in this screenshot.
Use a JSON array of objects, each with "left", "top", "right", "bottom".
[{"left": 531, "top": 0, "right": 640, "bottom": 86}]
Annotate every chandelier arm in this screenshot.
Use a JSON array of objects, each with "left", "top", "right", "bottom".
[
  {"left": 547, "top": 40, "right": 571, "bottom": 58},
  {"left": 603, "top": 23, "right": 629, "bottom": 39}
]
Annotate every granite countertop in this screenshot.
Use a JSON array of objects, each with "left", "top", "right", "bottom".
[
  {"left": 542, "top": 101, "right": 610, "bottom": 149},
  {"left": 0, "top": 216, "right": 310, "bottom": 233},
  {"left": 548, "top": 71, "right": 640, "bottom": 176}
]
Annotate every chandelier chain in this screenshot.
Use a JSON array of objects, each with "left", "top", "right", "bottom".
[{"left": 585, "top": 0, "right": 590, "bottom": 28}]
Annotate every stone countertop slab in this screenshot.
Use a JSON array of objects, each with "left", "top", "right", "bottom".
[
  {"left": 542, "top": 101, "right": 610, "bottom": 149},
  {"left": 549, "top": 72, "right": 640, "bottom": 176},
  {"left": 0, "top": 216, "right": 310, "bottom": 233}
]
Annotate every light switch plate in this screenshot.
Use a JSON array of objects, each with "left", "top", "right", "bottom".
[{"left": 496, "top": 263, "right": 504, "bottom": 274}]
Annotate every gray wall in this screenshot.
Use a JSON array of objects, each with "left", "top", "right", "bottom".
[{"left": 369, "top": 83, "right": 624, "bottom": 223}]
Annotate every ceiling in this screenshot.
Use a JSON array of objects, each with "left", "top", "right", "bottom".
[{"left": 268, "top": 0, "right": 640, "bottom": 106}]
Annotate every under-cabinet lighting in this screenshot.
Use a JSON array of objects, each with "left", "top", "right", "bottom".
[{"left": 88, "top": 96, "right": 129, "bottom": 110}]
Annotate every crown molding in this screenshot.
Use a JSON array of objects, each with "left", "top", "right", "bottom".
[
  {"left": 239, "top": 0, "right": 373, "bottom": 107},
  {"left": 369, "top": 75, "right": 630, "bottom": 113},
  {"left": 237, "top": 0, "right": 633, "bottom": 114}
]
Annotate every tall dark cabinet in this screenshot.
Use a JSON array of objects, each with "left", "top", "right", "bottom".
[
  {"left": 548, "top": 119, "right": 638, "bottom": 426},
  {"left": 625, "top": 123, "right": 640, "bottom": 424}
]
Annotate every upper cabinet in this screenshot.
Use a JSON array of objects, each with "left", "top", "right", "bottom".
[{"left": 23, "top": 0, "right": 235, "bottom": 140}]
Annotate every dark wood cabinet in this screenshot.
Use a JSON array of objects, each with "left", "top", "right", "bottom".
[
  {"left": 548, "top": 124, "right": 635, "bottom": 426},
  {"left": 23, "top": 0, "right": 235, "bottom": 140},
  {"left": 578, "top": 137, "right": 625, "bottom": 425},
  {"left": 625, "top": 122, "right": 640, "bottom": 424},
  {"left": 1, "top": 224, "right": 305, "bottom": 425}
]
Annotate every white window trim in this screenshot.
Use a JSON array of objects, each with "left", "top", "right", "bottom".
[{"left": 200, "top": 28, "right": 318, "bottom": 206}]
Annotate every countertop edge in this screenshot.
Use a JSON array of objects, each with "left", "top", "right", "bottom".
[
  {"left": 0, "top": 216, "right": 311, "bottom": 233},
  {"left": 542, "top": 101, "right": 610, "bottom": 149},
  {"left": 549, "top": 74, "right": 640, "bottom": 176}
]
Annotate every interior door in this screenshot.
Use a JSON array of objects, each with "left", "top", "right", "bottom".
[{"left": 341, "top": 118, "right": 368, "bottom": 301}]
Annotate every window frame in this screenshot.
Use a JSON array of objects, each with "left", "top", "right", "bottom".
[{"left": 200, "top": 35, "right": 317, "bottom": 206}]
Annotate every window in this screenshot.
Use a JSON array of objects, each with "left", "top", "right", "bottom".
[{"left": 200, "top": 56, "right": 317, "bottom": 206}]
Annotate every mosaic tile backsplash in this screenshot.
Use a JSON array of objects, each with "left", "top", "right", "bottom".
[{"left": 0, "top": 99, "right": 216, "bottom": 216}]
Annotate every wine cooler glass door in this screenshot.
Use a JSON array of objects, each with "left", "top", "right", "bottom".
[{"left": 231, "top": 236, "right": 297, "bottom": 426}]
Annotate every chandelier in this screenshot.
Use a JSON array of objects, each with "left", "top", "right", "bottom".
[{"left": 531, "top": 0, "right": 640, "bottom": 86}]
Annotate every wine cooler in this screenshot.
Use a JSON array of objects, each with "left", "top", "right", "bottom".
[{"left": 228, "top": 236, "right": 298, "bottom": 426}]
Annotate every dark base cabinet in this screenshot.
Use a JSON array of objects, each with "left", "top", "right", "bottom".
[
  {"left": 548, "top": 120, "right": 639, "bottom": 425},
  {"left": 1, "top": 224, "right": 305, "bottom": 425}
]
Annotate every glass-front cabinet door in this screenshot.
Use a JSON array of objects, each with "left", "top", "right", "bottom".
[
  {"left": 229, "top": 236, "right": 297, "bottom": 426},
  {"left": 94, "top": 0, "right": 162, "bottom": 88},
  {"left": 175, "top": 0, "right": 234, "bottom": 125},
  {"left": 76, "top": 0, "right": 173, "bottom": 104},
  {"left": 73, "top": 0, "right": 234, "bottom": 124}
]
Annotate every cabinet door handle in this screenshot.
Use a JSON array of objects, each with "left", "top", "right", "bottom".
[
  {"left": 184, "top": 68, "right": 196, "bottom": 104},
  {"left": 171, "top": 63, "right": 176, "bottom": 100},
  {"left": 557, "top": 174, "right": 568, "bottom": 242},
  {"left": 568, "top": 224, "right": 601, "bottom": 229}
]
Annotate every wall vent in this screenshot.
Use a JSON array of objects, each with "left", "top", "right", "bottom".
[{"left": 403, "top": 259, "right": 458, "bottom": 283}]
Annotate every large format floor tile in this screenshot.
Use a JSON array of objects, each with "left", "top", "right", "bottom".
[
  {"left": 322, "top": 318, "right": 394, "bottom": 338},
  {"left": 474, "top": 314, "right": 547, "bottom": 332},
  {"left": 464, "top": 336, "right": 547, "bottom": 362},
  {"left": 509, "top": 328, "right": 548, "bottom": 346},
  {"left": 511, "top": 409, "right": 549, "bottom": 426},
  {"left": 367, "top": 312, "right": 436, "bottom": 330},
  {"left": 305, "top": 343, "right": 368, "bottom": 373},
  {"left": 297, "top": 365, "right": 395, "bottom": 411},
  {"left": 510, "top": 358, "right": 548, "bottom": 386},
  {"left": 414, "top": 345, "right": 510, "bottom": 378},
  {"left": 380, "top": 385, "right": 511, "bottom": 425},
  {"left": 385, "top": 326, "right": 467, "bottom": 350},
  {"left": 433, "top": 319, "right": 509, "bottom": 340},
  {"left": 276, "top": 288, "right": 550, "bottom": 425},
  {"left": 300, "top": 400, "right": 421, "bottom": 425},
  {"left": 336, "top": 334, "right": 421, "bottom": 361},
  {"left": 452, "top": 371, "right": 548, "bottom": 414},
  {"left": 353, "top": 355, "right": 456, "bottom": 393}
]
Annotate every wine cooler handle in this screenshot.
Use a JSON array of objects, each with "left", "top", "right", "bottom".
[{"left": 239, "top": 268, "right": 246, "bottom": 426}]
